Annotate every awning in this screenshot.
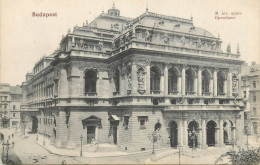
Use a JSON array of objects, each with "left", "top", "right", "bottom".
[{"left": 82, "top": 115, "right": 102, "bottom": 128}]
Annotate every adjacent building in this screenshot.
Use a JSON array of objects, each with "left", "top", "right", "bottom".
[
  {"left": 241, "top": 62, "right": 260, "bottom": 135},
  {"left": 0, "top": 84, "right": 22, "bottom": 128},
  {"left": 21, "top": 4, "right": 245, "bottom": 152}
]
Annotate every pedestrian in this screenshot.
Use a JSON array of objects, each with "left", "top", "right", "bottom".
[
  {"left": 61, "top": 160, "right": 66, "bottom": 164},
  {"left": 12, "top": 141, "right": 14, "bottom": 148}
]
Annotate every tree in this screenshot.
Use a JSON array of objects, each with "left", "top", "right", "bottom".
[{"left": 215, "top": 147, "right": 260, "bottom": 165}]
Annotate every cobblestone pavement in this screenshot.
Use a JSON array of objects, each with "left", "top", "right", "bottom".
[{"left": 6, "top": 129, "right": 259, "bottom": 164}]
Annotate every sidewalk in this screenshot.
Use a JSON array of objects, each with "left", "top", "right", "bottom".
[{"left": 36, "top": 134, "right": 170, "bottom": 158}]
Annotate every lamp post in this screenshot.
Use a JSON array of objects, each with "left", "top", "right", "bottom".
[
  {"left": 2, "top": 140, "right": 10, "bottom": 164},
  {"left": 80, "top": 135, "right": 83, "bottom": 156},
  {"left": 177, "top": 145, "right": 182, "bottom": 165},
  {"left": 245, "top": 127, "right": 249, "bottom": 148},
  {"left": 188, "top": 127, "right": 198, "bottom": 150}
]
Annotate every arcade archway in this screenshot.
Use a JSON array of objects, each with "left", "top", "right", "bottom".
[
  {"left": 207, "top": 120, "right": 217, "bottom": 146},
  {"left": 188, "top": 121, "right": 199, "bottom": 148},
  {"left": 169, "top": 121, "right": 178, "bottom": 148},
  {"left": 31, "top": 116, "right": 38, "bottom": 133}
]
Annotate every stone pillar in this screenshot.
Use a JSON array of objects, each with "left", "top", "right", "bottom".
[
  {"left": 224, "top": 79, "right": 227, "bottom": 96},
  {"left": 213, "top": 69, "right": 217, "bottom": 97},
  {"left": 181, "top": 65, "right": 186, "bottom": 95},
  {"left": 231, "top": 126, "right": 236, "bottom": 142},
  {"left": 56, "top": 110, "right": 68, "bottom": 147},
  {"left": 198, "top": 127, "right": 202, "bottom": 149},
  {"left": 131, "top": 63, "right": 138, "bottom": 94},
  {"left": 228, "top": 71, "right": 232, "bottom": 97},
  {"left": 210, "top": 78, "right": 213, "bottom": 96},
  {"left": 58, "top": 67, "right": 68, "bottom": 98},
  {"left": 146, "top": 62, "right": 151, "bottom": 94},
  {"left": 198, "top": 67, "right": 202, "bottom": 96},
  {"left": 160, "top": 74, "right": 164, "bottom": 94},
  {"left": 178, "top": 120, "right": 183, "bottom": 146},
  {"left": 202, "top": 119, "right": 208, "bottom": 149},
  {"left": 215, "top": 127, "right": 220, "bottom": 147},
  {"left": 164, "top": 64, "right": 168, "bottom": 95},
  {"left": 70, "top": 67, "right": 80, "bottom": 97},
  {"left": 178, "top": 76, "right": 182, "bottom": 95},
  {"left": 183, "top": 119, "right": 188, "bottom": 146},
  {"left": 219, "top": 119, "right": 224, "bottom": 147},
  {"left": 194, "top": 77, "right": 198, "bottom": 95}
]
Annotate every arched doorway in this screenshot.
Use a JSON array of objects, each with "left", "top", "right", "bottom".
[
  {"left": 188, "top": 121, "right": 199, "bottom": 148},
  {"left": 169, "top": 121, "right": 178, "bottom": 148},
  {"left": 207, "top": 120, "right": 217, "bottom": 146},
  {"left": 31, "top": 116, "right": 38, "bottom": 133}
]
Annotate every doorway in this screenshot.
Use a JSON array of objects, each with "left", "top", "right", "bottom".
[
  {"left": 87, "top": 126, "right": 96, "bottom": 144},
  {"left": 207, "top": 120, "right": 217, "bottom": 146},
  {"left": 170, "top": 121, "right": 178, "bottom": 148},
  {"left": 188, "top": 121, "right": 199, "bottom": 148},
  {"left": 112, "top": 126, "right": 117, "bottom": 144}
]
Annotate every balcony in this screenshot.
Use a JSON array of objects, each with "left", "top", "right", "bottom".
[
  {"left": 168, "top": 91, "right": 179, "bottom": 95},
  {"left": 202, "top": 92, "right": 211, "bottom": 96},
  {"left": 85, "top": 92, "right": 97, "bottom": 97},
  {"left": 151, "top": 90, "right": 161, "bottom": 95},
  {"left": 186, "top": 91, "right": 195, "bottom": 96}
]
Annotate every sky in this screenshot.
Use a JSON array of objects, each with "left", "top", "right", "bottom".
[{"left": 0, "top": 0, "right": 259, "bottom": 86}]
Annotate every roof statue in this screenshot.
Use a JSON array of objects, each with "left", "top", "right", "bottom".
[
  {"left": 226, "top": 43, "right": 231, "bottom": 53},
  {"left": 237, "top": 44, "right": 240, "bottom": 54}
]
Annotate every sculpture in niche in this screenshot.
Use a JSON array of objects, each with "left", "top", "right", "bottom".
[
  {"left": 197, "top": 38, "right": 202, "bottom": 48},
  {"left": 163, "top": 34, "right": 169, "bottom": 44},
  {"left": 137, "top": 70, "right": 145, "bottom": 90},
  {"left": 125, "top": 32, "right": 130, "bottom": 43},
  {"left": 77, "top": 39, "right": 88, "bottom": 49},
  {"left": 127, "top": 74, "right": 132, "bottom": 90},
  {"left": 232, "top": 74, "right": 238, "bottom": 93},
  {"left": 226, "top": 43, "right": 231, "bottom": 53},
  {"left": 98, "top": 39, "right": 104, "bottom": 50},
  {"left": 120, "top": 36, "right": 124, "bottom": 46},
  {"left": 145, "top": 30, "right": 151, "bottom": 42},
  {"left": 181, "top": 36, "right": 186, "bottom": 45}
]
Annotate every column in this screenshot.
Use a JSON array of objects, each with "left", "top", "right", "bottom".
[
  {"left": 210, "top": 78, "right": 213, "bottom": 95},
  {"left": 215, "top": 127, "right": 220, "bottom": 147},
  {"left": 160, "top": 74, "right": 164, "bottom": 94},
  {"left": 58, "top": 67, "right": 68, "bottom": 98},
  {"left": 178, "top": 120, "right": 183, "bottom": 146},
  {"left": 202, "top": 119, "right": 207, "bottom": 149},
  {"left": 224, "top": 79, "right": 227, "bottom": 96},
  {"left": 164, "top": 64, "right": 168, "bottom": 95},
  {"left": 146, "top": 62, "right": 151, "bottom": 94},
  {"left": 181, "top": 65, "right": 186, "bottom": 95},
  {"left": 198, "top": 67, "right": 202, "bottom": 96},
  {"left": 131, "top": 63, "right": 138, "bottom": 94},
  {"left": 232, "top": 127, "right": 236, "bottom": 142},
  {"left": 228, "top": 71, "right": 232, "bottom": 97},
  {"left": 183, "top": 119, "right": 188, "bottom": 146},
  {"left": 213, "top": 69, "right": 217, "bottom": 97},
  {"left": 56, "top": 110, "right": 68, "bottom": 147},
  {"left": 219, "top": 119, "right": 224, "bottom": 147},
  {"left": 194, "top": 77, "right": 198, "bottom": 95},
  {"left": 178, "top": 76, "right": 182, "bottom": 95},
  {"left": 198, "top": 127, "right": 202, "bottom": 149}
]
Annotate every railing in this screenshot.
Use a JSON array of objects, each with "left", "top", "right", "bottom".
[
  {"left": 85, "top": 92, "right": 97, "bottom": 96},
  {"left": 202, "top": 92, "right": 211, "bottom": 96},
  {"left": 150, "top": 90, "right": 161, "bottom": 94},
  {"left": 186, "top": 91, "right": 195, "bottom": 96},
  {"left": 217, "top": 93, "right": 226, "bottom": 96},
  {"left": 168, "top": 91, "right": 179, "bottom": 95}
]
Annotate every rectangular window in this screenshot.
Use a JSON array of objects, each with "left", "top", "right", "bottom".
[
  {"left": 243, "top": 91, "right": 246, "bottom": 98},
  {"left": 253, "top": 107, "right": 257, "bottom": 115},
  {"left": 13, "top": 113, "right": 15, "bottom": 117},
  {"left": 243, "top": 80, "right": 246, "bottom": 86},
  {"left": 138, "top": 116, "right": 148, "bottom": 129},
  {"left": 253, "top": 81, "right": 256, "bottom": 88},
  {"left": 4, "top": 96, "right": 7, "bottom": 101},
  {"left": 4, "top": 105, "right": 7, "bottom": 109},
  {"left": 123, "top": 116, "right": 129, "bottom": 129},
  {"left": 253, "top": 94, "right": 257, "bottom": 102},
  {"left": 13, "top": 105, "right": 15, "bottom": 110}
]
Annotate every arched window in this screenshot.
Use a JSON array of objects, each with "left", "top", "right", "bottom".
[
  {"left": 150, "top": 66, "right": 161, "bottom": 93},
  {"left": 217, "top": 71, "right": 225, "bottom": 95},
  {"left": 113, "top": 68, "right": 120, "bottom": 93},
  {"left": 85, "top": 70, "right": 97, "bottom": 95},
  {"left": 202, "top": 70, "right": 211, "bottom": 94},
  {"left": 168, "top": 68, "right": 178, "bottom": 94},
  {"left": 186, "top": 69, "right": 194, "bottom": 93}
]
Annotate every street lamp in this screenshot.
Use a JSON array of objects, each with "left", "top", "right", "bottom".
[
  {"left": 188, "top": 127, "right": 198, "bottom": 150},
  {"left": 245, "top": 127, "right": 249, "bottom": 148},
  {"left": 2, "top": 140, "right": 10, "bottom": 164},
  {"left": 80, "top": 135, "right": 83, "bottom": 156},
  {"left": 177, "top": 145, "right": 182, "bottom": 165}
]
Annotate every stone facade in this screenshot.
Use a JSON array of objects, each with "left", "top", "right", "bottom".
[
  {"left": 0, "top": 84, "right": 22, "bottom": 129},
  {"left": 21, "top": 4, "right": 245, "bottom": 152}
]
